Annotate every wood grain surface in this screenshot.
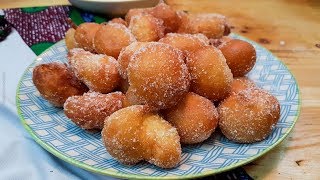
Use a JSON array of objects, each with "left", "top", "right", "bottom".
[
  {"left": 1, "top": 0, "right": 320, "bottom": 179},
  {"left": 166, "top": 0, "right": 320, "bottom": 179}
]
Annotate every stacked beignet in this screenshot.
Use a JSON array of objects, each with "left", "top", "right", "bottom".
[{"left": 32, "top": 2, "right": 280, "bottom": 169}]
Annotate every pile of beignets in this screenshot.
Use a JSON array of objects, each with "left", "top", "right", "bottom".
[{"left": 32, "top": 2, "right": 280, "bottom": 168}]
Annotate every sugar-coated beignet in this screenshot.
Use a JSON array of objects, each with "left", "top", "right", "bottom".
[
  {"left": 125, "top": 8, "right": 149, "bottom": 24},
  {"left": 125, "top": 3, "right": 180, "bottom": 33},
  {"left": 231, "top": 77, "right": 257, "bottom": 95},
  {"left": 218, "top": 88, "right": 280, "bottom": 143},
  {"left": 159, "top": 33, "right": 209, "bottom": 54},
  {"left": 109, "top": 17, "right": 128, "bottom": 26},
  {"left": 129, "top": 14, "right": 165, "bottom": 42},
  {"left": 118, "top": 42, "right": 147, "bottom": 79},
  {"left": 148, "top": 3, "right": 180, "bottom": 33},
  {"left": 65, "top": 28, "right": 77, "bottom": 50},
  {"left": 186, "top": 46, "right": 233, "bottom": 101},
  {"left": 219, "top": 39, "right": 256, "bottom": 77},
  {"left": 32, "top": 62, "right": 88, "bottom": 107},
  {"left": 102, "top": 105, "right": 181, "bottom": 168},
  {"left": 74, "top": 22, "right": 101, "bottom": 52},
  {"left": 178, "top": 13, "right": 230, "bottom": 39},
  {"left": 176, "top": 10, "right": 188, "bottom": 21},
  {"left": 126, "top": 42, "right": 190, "bottom": 110},
  {"left": 139, "top": 113, "right": 181, "bottom": 168},
  {"left": 94, "top": 23, "right": 136, "bottom": 58},
  {"left": 163, "top": 92, "right": 219, "bottom": 144},
  {"left": 68, "top": 48, "right": 120, "bottom": 93},
  {"left": 64, "top": 92, "right": 125, "bottom": 130}
]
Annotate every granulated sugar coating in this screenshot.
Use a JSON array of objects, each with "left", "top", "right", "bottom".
[
  {"left": 159, "top": 33, "right": 209, "bottom": 55},
  {"left": 118, "top": 42, "right": 148, "bottom": 79},
  {"left": 129, "top": 14, "right": 165, "bottom": 42},
  {"left": 163, "top": 92, "right": 219, "bottom": 144},
  {"left": 219, "top": 39, "right": 256, "bottom": 77},
  {"left": 125, "top": 8, "right": 150, "bottom": 24},
  {"left": 218, "top": 88, "right": 281, "bottom": 143},
  {"left": 68, "top": 48, "right": 121, "bottom": 93},
  {"left": 186, "top": 46, "right": 233, "bottom": 101},
  {"left": 32, "top": 62, "right": 88, "bottom": 107},
  {"left": 178, "top": 13, "right": 229, "bottom": 39},
  {"left": 74, "top": 22, "right": 101, "bottom": 52},
  {"left": 126, "top": 42, "right": 190, "bottom": 110},
  {"left": 93, "top": 22, "right": 136, "bottom": 58},
  {"left": 64, "top": 91, "right": 125, "bottom": 130},
  {"left": 231, "top": 77, "right": 257, "bottom": 95},
  {"left": 65, "top": 28, "right": 78, "bottom": 50},
  {"left": 147, "top": 3, "right": 181, "bottom": 33},
  {"left": 109, "top": 17, "right": 128, "bottom": 27},
  {"left": 102, "top": 105, "right": 181, "bottom": 168},
  {"left": 125, "top": 3, "right": 180, "bottom": 34}
]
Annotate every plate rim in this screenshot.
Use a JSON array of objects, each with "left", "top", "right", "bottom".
[{"left": 16, "top": 37, "right": 302, "bottom": 180}]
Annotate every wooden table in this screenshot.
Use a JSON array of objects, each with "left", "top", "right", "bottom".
[{"left": 1, "top": 0, "right": 320, "bottom": 179}]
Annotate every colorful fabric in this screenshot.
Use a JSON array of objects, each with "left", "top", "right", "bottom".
[
  {"left": 4, "top": 6, "right": 106, "bottom": 55},
  {"left": 0, "top": 15, "right": 11, "bottom": 41}
]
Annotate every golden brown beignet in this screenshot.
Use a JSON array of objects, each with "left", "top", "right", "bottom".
[
  {"left": 163, "top": 92, "right": 219, "bottom": 144},
  {"left": 32, "top": 62, "right": 88, "bottom": 107},
  {"left": 126, "top": 42, "right": 190, "bottom": 110},
  {"left": 102, "top": 105, "right": 181, "bottom": 168},
  {"left": 68, "top": 48, "right": 120, "bottom": 93},
  {"left": 218, "top": 88, "right": 280, "bottom": 143},
  {"left": 186, "top": 46, "right": 233, "bottom": 101},
  {"left": 64, "top": 91, "right": 125, "bottom": 130}
]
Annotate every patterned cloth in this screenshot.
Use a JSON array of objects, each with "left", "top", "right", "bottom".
[
  {"left": 0, "top": 15, "right": 11, "bottom": 41},
  {"left": 1, "top": 6, "right": 253, "bottom": 180},
  {"left": 3, "top": 6, "right": 106, "bottom": 55}
]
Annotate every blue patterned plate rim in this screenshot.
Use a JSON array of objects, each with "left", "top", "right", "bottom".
[{"left": 16, "top": 34, "right": 301, "bottom": 179}]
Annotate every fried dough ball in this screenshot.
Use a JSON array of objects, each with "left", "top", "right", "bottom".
[
  {"left": 148, "top": 3, "right": 180, "bottom": 33},
  {"left": 219, "top": 39, "right": 256, "bottom": 77},
  {"left": 68, "top": 48, "right": 120, "bottom": 93},
  {"left": 109, "top": 17, "right": 128, "bottom": 26},
  {"left": 186, "top": 46, "right": 233, "bottom": 101},
  {"left": 74, "top": 22, "right": 101, "bottom": 52},
  {"left": 176, "top": 10, "right": 188, "bottom": 21},
  {"left": 125, "top": 3, "right": 180, "bottom": 33},
  {"left": 178, "top": 13, "right": 230, "bottom": 39},
  {"left": 231, "top": 77, "right": 257, "bottom": 94},
  {"left": 218, "top": 88, "right": 280, "bottom": 143},
  {"left": 64, "top": 92, "right": 125, "bottom": 130},
  {"left": 129, "top": 14, "right": 165, "bottom": 42},
  {"left": 163, "top": 92, "right": 219, "bottom": 144},
  {"left": 125, "top": 8, "right": 149, "bottom": 24},
  {"left": 65, "top": 28, "right": 77, "bottom": 50},
  {"left": 32, "top": 62, "right": 88, "bottom": 107},
  {"left": 94, "top": 23, "right": 136, "bottom": 58},
  {"left": 159, "top": 33, "right": 209, "bottom": 54},
  {"left": 126, "top": 42, "right": 190, "bottom": 110},
  {"left": 102, "top": 105, "right": 181, "bottom": 168},
  {"left": 118, "top": 42, "right": 147, "bottom": 79}
]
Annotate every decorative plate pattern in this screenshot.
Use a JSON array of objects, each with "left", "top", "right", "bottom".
[{"left": 16, "top": 34, "right": 301, "bottom": 179}]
